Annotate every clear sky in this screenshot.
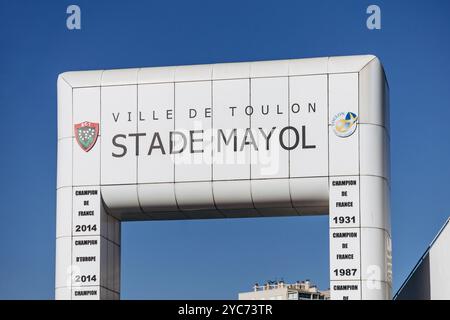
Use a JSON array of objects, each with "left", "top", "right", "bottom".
[{"left": 0, "top": 0, "right": 449, "bottom": 299}]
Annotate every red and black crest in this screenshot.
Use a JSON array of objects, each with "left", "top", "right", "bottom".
[{"left": 74, "top": 121, "right": 99, "bottom": 152}]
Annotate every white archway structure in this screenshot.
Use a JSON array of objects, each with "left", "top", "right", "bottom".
[{"left": 55, "top": 55, "right": 391, "bottom": 300}]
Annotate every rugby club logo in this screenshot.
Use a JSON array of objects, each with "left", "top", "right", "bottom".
[
  {"left": 331, "top": 112, "right": 358, "bottom": 138},
  {"left": 74, "top": 121, "right": 99, "bottom": 152}
]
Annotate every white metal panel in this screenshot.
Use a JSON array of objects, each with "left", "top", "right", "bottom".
[
  {"left": 359, "top": 57, "right": 388, "bottom": 129},
  {"left": 138, "top": 183, "right": 184, "bottom": 219},
  {"left": 55, "top": 237, "right": 72, "bottom": 288},
  {"left": 360, "top": 124, "right": 389, "bottom": 179},
  {"left": 290, "top": 177, "right": 328, "bottom": 209},
  {"left": 252, "top": 82, "right": 285, "bottom": 188},
  {"left": 55, "top": 287, "right": 71, "bottom": 300},
  {"left": 174, "top": 81, "right": 212, "bottom": 182},
  {"left": 212, "top": 62, "right": 250, "bottom": 80},
  {"left": 101, "top": 85, "right": 137, "bottom": 185},
  {"left": 289, "top": 75, "right": 328, "bottom": 178},
  {"left": 330, "top": 280, "right": 361, "bottom": 300},
  {"left": 328, "top": 55, "right": 375, "bottom": 73},
  {"left": 102, "top": 68, "right": 139, "bottom": 86},
  {"left": 329, "top": 128, "right": 359, "bottom": 176},
  {"left": 72, "top": 86, "right": 101, "bottom": 187},
  {"left": 57, "top": 75, "right": 73, "bottom": 139},
  {"left": 329, "top": 176, "right": 360, "bottom": 229},
  {"left": 72, "top": 236, "right": 101, "bottom": 287},
  {"left": 59, "top": 70, "right": 103, "bottom": 88},
  {"left": 213, "top": 181, "right": 259, "bottom": 217},
  {"left": 137, "top": 82, "right": 174, "bottom": 184},
  {"left": 328, "top": 73, "right": 359, "bottom": 124},
  {"left": 175, "top": 182, "right": 220, "bottom": 217},
  {"left": 175, "top": 64, "right": 212, "bottom": 82},
  {"left": 73, "top": 136, "right": 100, "bottom": 186},
  {"left": 213, "top": 79, "right": 251, "bottom": 180},
  {"left": 73, "top": 87, "right": 101, "bottom": 126},
  {"left": 288, "top": 57, "right": 328, "bottom": 76},
  {"left": 330, "top": 228, "right": 361, "bottom": 281},
  {"left": 250, "top": 77, "right": 289, "bottom": 179},
  {"left": 360, "top": 176, "right": 390, "bottom": 233},
  {"left": 101, "top": 185, "right": 145, "bottom": 220},
  {"left": 56, "top": 187, "right": 72, "bottom": 238},
  {"left": 250, "top": 60, "right": 289, "bottom": 78},
  {"left": 72, "top": 187, "right": 102, "bottom": 237},
  {"left": 360, "top": 228, "right": 389, "bottom": 282},
  {"left": 361, "top": 280, "right": 391, "bottom": 300},
  {"left": 138, "top": 66, "right": 175, "bottom": 84},
  {"left": 71, "top": 287, "right": 100, "bottom": 300},
  {"left": 328, "top": 74, "right": 359, "bottom": 176},
  {"left": 384, "top": 80, "right": 390, "bottom": 133},
  {"left": 57, "top": 138, "right": 73, "bottom": 189},
  {"left": 251, "top": 179, "right": 296, "bottom": 216}
]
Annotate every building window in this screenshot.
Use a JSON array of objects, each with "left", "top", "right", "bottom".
[
  {"left": 299, "top": 292, "right": 312, "bottom": 300},
  {"left": 288, "top": 293, "right": 298, "bottom": 300}
]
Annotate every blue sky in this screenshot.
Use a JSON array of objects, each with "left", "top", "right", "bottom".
[{"left": 0, "top": 0, "right": 449, "bottom": 299}]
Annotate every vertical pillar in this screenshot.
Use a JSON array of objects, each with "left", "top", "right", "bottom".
[
  {"left": 328, "top": 61, "right": 392, "bottom": 300},
  {"left": 55, "top": 76, "right": 121, "bottom": 300},
  {"left": 329, "top": 176, "right": 362, "bottom": 299},
  {"left": 328, "top": 73, "right": 363, "bottom": 300},
  {"left": 70, "top": 188, "right": 121, "bottom": 299},
  {"left": 55, "top": 186, "right": 120, "bottom": 300},
  {"left": 358, "top": 58, "right": 392, "bottom": 299}
]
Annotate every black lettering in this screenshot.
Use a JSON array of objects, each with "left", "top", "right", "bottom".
[
  {"left": 240, "top": 128, "right": 258, "bottom": 151},
  {"left": 333, "top": 232, "right": 358, "bottom": 238},
  {"left": 259, "top": 127, "right": 276, "bottom": 150},
  {"left": 291, "top": 103, "right": 300, "bottom": 113},
  {"left": 190, "top": 130, "right": 204, "bottom": 153},
  {"left": 112, "top": 134, "right": 127, "bottom": 157},
  {"left": 279, "top": 126, "right": 299, "bottom": 150},
  {"left": 276, "top": 104, "right": 283, "bottom": 114},
  {"left": 302, "top": 125, "right": 316, "bottom": 149},
  {"left": 112, "top": 113, "right": 120, "bottom": 122},
  {"left": 148, "top": 132, "right": 166, "bottom": 155},
  {"left": 332, "top": 180, "right": 357, "bottom": 186},
  {"left": 129, "top": 133, "right": 146, "bottom": 156},
  {"left": 218, "top": 129, "right": 237, "bottom": 152},
  {"left": 75, "top": 190, "right": 98, "bottom": 196},
  {"left": 170, "top": 131, "right": 187, "bottom": 154},
  {"left": 336, "top": 201, "right": 353, "bottom": 207}
]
